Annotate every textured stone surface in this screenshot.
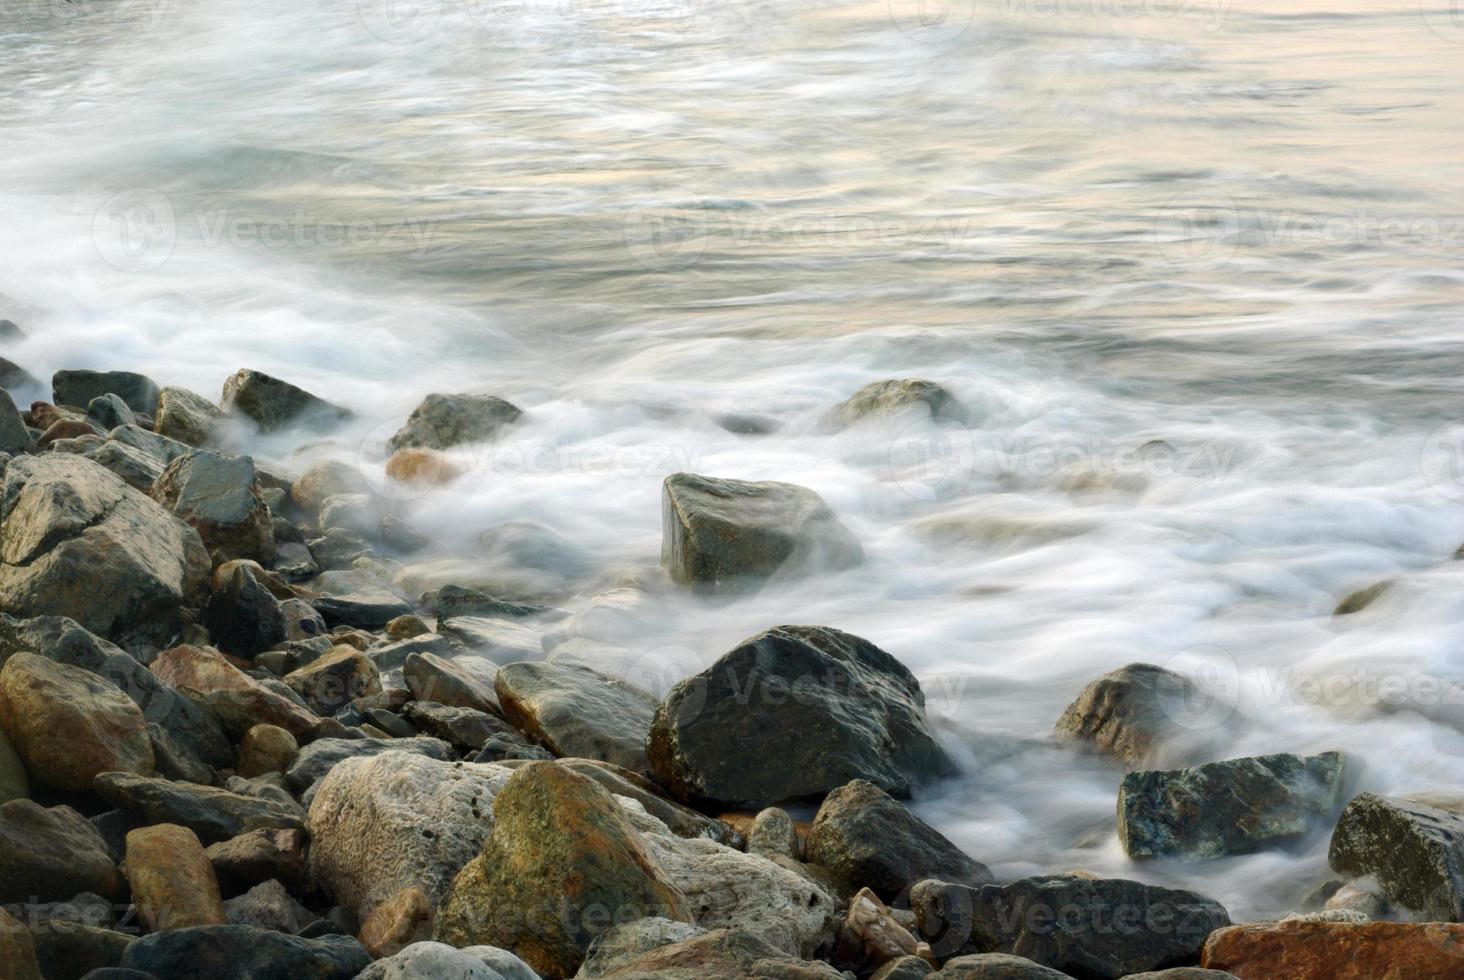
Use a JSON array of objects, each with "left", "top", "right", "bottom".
[
  {"left": 357, "top": 941, "right": 541, "bottom": 980},
  {"left": 496, "top": 660, "right": 656, "bottom": 774},
  {"left": 206, "top": 828, "right": 310, "bottom": 895},
  {"left": 403, "top": 700, "right": 513, "bottom": 751},
  {"left": 0, "top": 906, "right": 43, "bottom": 980},
  {"left": 589, "top": 928, "right": 845, "bottom": 979},
  {"left": 221, "top": 369, "right": 352, "bottom": 433},
  {"left": 237, "top": 724, "right": 299, "bottom": 779},
  {"left": 358, "top": 886, "right": 433, "bottom": 958},
  {"left": 152, "top": 450, "right": 276, "bottom": 564},
  {"left": 121, "top": 925, "right": 369, "bottom": 979},
  {"left": 438, "top": 615, "right": 544, "bottom": 663},
  {"left": 96, "top": 771, "right": 304, "bottom": 844},
  {"left": 661, "top": 473, "right": 863, "bottom": 595},
  {"left": 0, "top": 389, "right": 31, "bottom": 455},
  {"left": 832, "top": 379, "right": 969, "bottom": 427},
  {"left": 53, "top": 369, "right": 160, "bottom": 415},
  {"left": 1202, "top": 920, "right": 1464, "bottom": 979},
  {"left": 150, "top": 644, "right": 321, "bottom": 739},
  {"left": 0, "top": 725, "right": 26, "bottom": 803},
  {"left": 285, "top": 735, "right": 454, "bottom": 797},
  {"left": 86, "top": 392, "right": 137, "bottom": 430},
  {"left": 224, "top": 878, "right": 314, "bottom": 933},
  {"left": 155, "top": 385, "right": 224, "bottom": 446},
  {"left": 748, "top": 807, "right": 800, "bottom": 861},
  {"left": 124, "top": 823, "right": 228, "bottom": 932},
  {"left": 405, "top": 651, "right": 502, "bottom": 713},
  {"left": 577, "top": 918, "right": 708, "bottom": 977},
  {"left": 284, "top": 645, "right": 381, "bottom": 715},
  {"left": 0, "top": 800, "right": 123, "bottom": 902},
  {"left": 86, "top": 439, "right": 166, "bottom": 491},
  {"left": 1328, "top": 792, "right": 1464, "bottom": 920},
  {"left": 648, "top": 625, "right": 956, "bottom": 808},
  {"left": 834, "top": 887, "right": 926, "bottom": 974},
  {"left": 1055, "top": 663, "right": 1234, "bottom": 770},
  {"left": 1119, "top": 751, "right": 1348, "bottom": 860},
  {"left": 934, "top": 954, "right": 1073, "bottom": 979},
  {"left": 389, "top": 393, "right": 523, "bottom": 452}
]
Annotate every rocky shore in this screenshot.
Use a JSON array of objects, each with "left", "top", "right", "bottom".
[{"left": 0, "top": 360, "right": 1458, "bottom": 980}]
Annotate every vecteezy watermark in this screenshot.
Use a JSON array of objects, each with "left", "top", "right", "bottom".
[
  {"left": 1421, "top": 419, "right": 1464, "bottom": 502},
  {"left": 92, "top": 189, "right": 441, "bottom": 272},
  {"left": 887, "top": 0, "right": 977, "bottom": 42},
  {"left": 1421, "top": 0, "right": 1464, "bottom": 43},
  {"left": 623, "top": 201, "right": 711, "bottom": 273},
  {"left": 993, "top": 0, "right": 1231, "bottom": 30}
]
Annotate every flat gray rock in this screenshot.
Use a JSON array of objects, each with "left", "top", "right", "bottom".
[{"left": 496, "top": 661, "right": 657, "bottom": 774}]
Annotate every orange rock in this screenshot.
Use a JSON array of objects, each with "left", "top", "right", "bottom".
[
  {"left": 237, "top": 724, "right": 299, "bottom": 778},
  {"left": 359, "top": 886, "right": 433, "bottom": 958},
  {"left": 37, "top": 418, "right": 101, "bottom": 446},
  {"left": 151, "top": 644, "right": 321, "bottom": 739},
  {"left": 124, "top": 823, "right": 228, "bottom": 932},
  {"left": 386, "top": 448, "right": 463, "bottom": 487},
  {"left": 1202, "top": 920, "right": 1464, "bottom": 979}
]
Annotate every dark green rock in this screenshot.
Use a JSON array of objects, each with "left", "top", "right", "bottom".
[
  {"left": 1328, "top": 791, "right": 1464, "bottom": 920},
  {"left": 221, "top": 369, "right": 351, "bottom": 434}
]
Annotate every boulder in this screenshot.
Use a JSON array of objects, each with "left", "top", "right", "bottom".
[
  {"left": 0, "top": 653, "right": 154, "bottom": 791},
  {"left": 0, "top": 357, "right": 36, "bottom": 392},
  {"left": 236, "top": 724, "right": 299, "bottom": 778},
  {"left": 1201, "top": 920, "right": 1464, "bottom": 979},
  {"left": 0, "top": 800, "right": 123, "bottom": 902},
  {"left": 86, "top": 440, "right": 166, "bottom": 491},
  {"left": 438, "top": 615, "right": 544, "bottom": 663},
  {"left": 223, "top": 878, "right": 313, "bottom": 933},
  {"left": 204, "top": 561, "right": 324, "bottom": 657},
  {"left": 832, "top": 379, "right": 970, "bottom": 427},
  {"left": 95, "top": 772, "right": 303, "bottom": 844},
  {"left": 661, "top": 473, "right": 863, "bottom": 594},
  {"left": 577, "top": 918, "right": 708, "bottom": 977},
  {"left": 307, "top": 752, "right": 513, "bottom": 916},
  {"left": 53, "top": 369, "right": 160, "bottom": 415},
  {"left": 648, "top": 625, "right": 956, "bottom": 808},
  {"left": 309, "top": 527, "right": 375, "bottom": 570},
  {"left": 496, "top": 661, "right": 657, "bottom": 774},
  {"left": 285, "top": 735, "right": 454, "bottom": 798},
  {"left": 386, "top": 613, "right": 431, "bottom": 640},
  {"left": 432, "top": 584, "right": 550, "bottom": 621},
  {"left": 358, "top": 887, "right": 433, "bottom": 958},
  {"left": 33, "top": 918, "right": 134, "bottom": 978},
  {"left": 587, "top": 928, "right": 844, "bottom": 979},
  {"left": 221, "top": 369, "right": 351, "bottom": 433},
  {"left": 385, "top": 447, "right": 465, "bottom": 488},
  {"left": 110, "top": 423, "right": 192, "bottom": 465},
  {"left": 833, "top": 887, "right": 927, "bottom": 974},
  {"left": 155, "top": 386, "right": 224, "bottom": 446},
  {"left": 357, "top": 942, "right": 541, "bottom": 980},
  {"left": 319, "top": 492, "right": 379, "bottom": 536},
  {"left": 368, "top": 633, "right": 453, "bottom": 671},
  {"left": 291, "top": 460, "right": 370, "bottom": 515},
  {"left": 748, "top": 807, "right": 800, "bottom": 861},
  {"left": 0, "top": 907, "right": 43, "bottom": 980},
  {"left": 934, "top": 954, "right": 1072, "bottom": 979},
  {"left": 0, "top": 454, "right": 211, "bottom": 646},
  {"left": 283, "top": 645, "right": 381, "bottom": 716},
  {"left": 0, "top": 726, "right": 26, "bottom": 803},
  {"left": 150, "top": 644, "right": 322, "bottom": 739},
  {"left": 1120, "top": 751, "right": 1348, "bottom": 860},
  {"left": 0, "top": 389, "right": 31, "bottom": 455},
  {"left": 1328, "top": 792, "right": 1464, "bottom": 920},
  {"left": 152, "top": 450, "right": 276, "bottom": 564},
  {"left": 313, "top": 588, "right": 413, "bottom": 630},
  {"left": 404, "top": 651, "right": 501, "bottom": 714},
  {"left": 120, "top": 925, "right": 369, "bottom": 979},
  {"left": 388, "top": 393, "right": 523, "bottom": 451},
  {"left": 206, "top": 828, "right": 309, "bottom": 896},
  {"left": 434, "top": 762, "right": 691, "bottom": 977},
  {"left": 403, "top": 701, "right": 513, "bottom": 751},
  {"left": 806, "top": 779, "right": 991, "bottom": 900},
  {"left": 911, "top": 875, "right": 1230, "bottom": 975},
  {"left": 123, "top": 823, "right": 228, "bottom": 932},
  {"left": 1054, "top": 663, "right": 1231, "bottom": 770},
  {"left": 87, "top": 393, "right": 137, "bottom": 430}
]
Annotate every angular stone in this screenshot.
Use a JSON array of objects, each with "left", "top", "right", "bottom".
[
  {"left": 388, "top": 393, "right": 523, "bottom": 452},
  {"left": 284, "top": 645, "right": 381, "bottom": 715},
  {"left": 367, "top": 633, "right": 453, "bottom": 672},
  {"left": 1201, "top": 920, "right": 1464, "bottom": 980},
  {"left": 224, "top": 878, "right": 313, "bottom": 933},
  {"left": 110, "top": 422, "right": 192, "bottom": 465},
  {"left": 30, "top": 918, "right": 136, "bottom": 978},
  {"left": 578, "top": 918, "right": 708, "bottom": 977},
  {"left": 150, "top": 644, "right": 322, "bottom": 739},
  {"left": 356, "top": 941, "right": 541, "bottom": 980},
  {"left": 120, "top": 925, "right": 369, "bottom": 979},
  {"left": 434, "top": 761, "right": 690, "bottom": 976},
  {"left": 834, "top": 888, "right": 926, "bottom": 974},
  {"left": 221, "top": 369, "right": 352, "bottom": 434},
  {"left": 496, "top": 660, "right": 657, "bottom": 774},
  {"left": 0, "top": 653, "right": 154, "bottom": 791},
  {"left": 661, "top": 473, "right": 863, "bottom": 595},
  {"left": 1055, "top": 663, "right": 1231, "bottom": 770},
  {"left": 0, "top": 800, "right": 123, "bottom": 902},
  {"left": 124, "top": 823, "right": 228, "bottom": 932},
  {"left": 832, "top": 379, "right": 969, "bottom": 427},
  {"left": 1119, "top": 751, "right": 1347, "bottom": 860},
  {"left": 0, "top": 907, "right": 43, "bottom": 980},
  {"left": 87, "top": 392, "right": 137, "bottom": 430},
  {"left": 0, "top": 454, "right": 211, "bottom": 647},
  {"left": 86, "top": 439, "right": 165, "bottom": 491},
  {"left": 588, "top": 928, "right": 844, "bottom": 979},
  {"left": 313, "top": 589, "right": 413, "bottom": 630},
  {"left": 431, "top": 584, "right": 549, "bottom": 621},
  {"left": 648, "top": 625, "right": 956, "bottom": 808},
  {"left": 152, "top": 450, "right": 276, "bottom": 564},
  {"left": 53, "top": 369, "right": 160, "bottom": 415},
  {"left": 438, "top": 615, "right": 543, "bottom": 663},
  {"left": 95, "top": 772, "right": 303, "bottom": 844},
  {"left": 807, "top": 779, "right": 991, "bottom": 900},
  {"left": 285, "top": 735, "right": 454, "bottom": 798},
  {"left": 1328, "top": 792, "right": 1464, "bottom": 920},
  {"left": 155, "top": 386, "right": 224, "bottom": 447},
  {"left": 0, "top": 726, "right": 26, "bottom": 803},
  {"left": 206, "top": 828, "right": 310, "bottom": 896},
  {"left": 402, "top": 701, "right": 512, "bottom": 751},
  {"left": 358, "top": 886, "right": 432, "bottom": 958},
  {"left": 237, "top": 724, "right": 300, "bottom": 778},
  {"left": 0, "top": 389, "right": 32, "bottom": 455},
  {"left": 385, "top": 614, "right": 431, "bottom": 640},
  {"left": 404, "top": 651, "right": 501, "bottom": 714}
]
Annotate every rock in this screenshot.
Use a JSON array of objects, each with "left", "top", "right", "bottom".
[
  {"left": 0, "top": 454, "right": 211, "bottom": 647},
  {"left": 152, "top": 450, "right": 276, "bottom": 564},
  {"left": 221, "top": 369, "right": 352, "bottom": 434},
  {"left": 313, "top": 589, "right": 413, "bottom": 630},
  {"left": 319, "top": 493, "right": 379, "bottom": 536},
  {"left": 807, "top": 779, "right": 991, "bottom": 900},
  {"left": 95, "top": 772, "right": 304, "bottom": 844},
  {"left": 1119, "top": 751, "right": 1348, "bottom": 860},
  {"left": 30, "top": 918, "right": 135, "bottom": 978},
  {"left": 587, "top": 928, "right": 844, "bottom": 979},
  {"left": 368, "top": 633, "right": 452, "bottom": 671},
  {"left": 291, "top": 460, "right": 370, "bottom": 515},
  {"left": 1328, "top": 792, "right": 1464, "bottom": 920},
  {"left": 749, "top": 808, "right": 800, "bottom": 861},
  {"left": 438, "top": 615, "right": 544, "bottom": 663},
  {"left": 224, "top": 878, "right": 313, "bottom": 933},
  {"left": 475, "top": 735, "right": 555, "bottom": 763},
  {"left": 307, "top": 752, "right": 512, "bottom": 916},
  {"left": 38, "top": 416, "right": 102, "bottom": 446},
  {"left": 309, "top": 528, "right": 375, "bottom": 570},
  {"left": 0, "top": 359, "right": 36, "bottom": 394},
  {"left": 1201, "top": 920, "right": 1464, "bottom": 979},
  {"left": 386, "top": 614, "right": 431, "bottom": 640},
  {"left": 204, "top": 561, "right": 325, "bottom": 657},
  {"left": 285, "top": 735, "right": 453, "bottom": 798},
  {"left": 283, "top": 645, "right": 381, "bottom": 715},
  {"left": 110, "top": 423, "right": 192, "bottom": 465},
  {"left": 0, "top": 726, "right": 25, "bottom": 803},
  {"left": 155, "top": 386, "right": 224, "bottom": 447},
  {"left": 431, "top": 584, "right": 550, "bottom": 621},
  {"left": 832, "top": 379, "right": 969, "bottom": 427},
  {"left": 237, "top": 725, "right": 300, "bottom": 778},
  {"left": 648, "top": 625, "right": 956, "bottom": 808},
  {"left": 834, "top": 888, "right": 927, "bottom": 974},
  {"left": 872, "top": 957, "right": 934, "bottom": 979},
  {"left": 120, "top": 925, "right": 369, "bottom": 979},
  {"left": 0, "top": 389, "right": 32, "bottom": 455},
  {"left": 205, "top": 828, "right": 309, "bottom": 896},
  {"left": 0, "top": 614, "right": 232, "bottom": 769},
  {"left": 388, "top": 393, "right": 523, "bottom": 451},
  {"left": 150, "top": 644, "right": 322, "bottom": 739},
  {"left": 358, "top": 887, "right": 433, "bottom": 958},
  {"left": 0, "top": 907, "right": 43, "bottom": 980},
  {"left": 661, "top": 473, "right": 863, "bottom": 594},
  {"left": 404, "top": 651, "right": 501, "bottom": 713},
  {"left": 88, "top": 392, "right": 137, "bottom": 430},
  {"left": 496, "top": 661, "right": 657, "bottom": 774},
  {"left": 434, "top": 762, "right": 691, "bottom": 976},
  {"left": 1054, "top": 663, "right": 1232, "bottom": 770},
  {"left": 380, "top": 515, "right": 431, "bottom": 553},
  {"left": 357, "top": 941, "right": 541, "bottom": 980},
  {"left": 124, "top": 823, "right": 228, "bottom": 932},
  {"left": 402, "top": 701, "right": 513, "bottom": 751},
  {"left": 273, "top": 541, "right": 320, "bottom": 580},
  {"left": 0, "top": 653, "right": 154, "bottom": 791},
  {"left": 577, "top": 918, "right": 708, "bottom": 977},
  {"left": 87, "top": 440, "right": 166, "bottom": 491},
  {"left": 911, "top": 875, "right": 1229, "bottom": 975},
  {"left": 0, "top": 800, "right": 123, "bottom": 902},
  {"left": 934, "top": 954, "right": 1073, "bottom": 979},
  {"left": 53, "top": 369, "right": 160, "bottom": 415},
  {"left": 385, "top": 448, "right": 464, "bottom": 488},
  {"left": 1124, "top": 972, "right": 1240, "bottom": 980},
  {"left": 1334, "top": 581, "right": 1392, "bottom": 616}
]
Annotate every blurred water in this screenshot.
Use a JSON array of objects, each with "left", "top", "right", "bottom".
[{"left": 6, "top": 0, "right": 1464, "bottom": 920}]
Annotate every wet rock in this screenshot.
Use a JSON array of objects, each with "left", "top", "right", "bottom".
[
  {"left": 358, "top": 887, "right": 433, "bottom": 958},
  {"left": 150, "top": 722, "right": 215, "bottom": 785},
  {"left": 0, "top": 726, "right": 25, "bottom": 803},
  {"left": 30, "top": 918, "right": 135, "bottom": 978},
  {"left": 807, "top": 779, "right": 990, "bottom": 900},
  {"left": 120, "top": 925, "right": 369, "bottom": 979},
  {"left": 403, "top": 700, "right": 513, "bottom": 751},
  {"left": 273, "top": 540, "right": 320, "bottom": 580},
  {"left": 237, "top": 724, "right": 300, "bottom": 778},
  {"left": 95, "top": 772, "right": 304, "bottom": 844},
  {"left": 577, "top": 918, "right": 708, "bottom": 977},
  {"left": 319, "top": 492, "right": 378, "bottom": 537},
  {"left": 661, "top": 473, "right": 863, "bottom": 595},
  {"left": 434, "top": 761, "right": 690, "bottom": 976},
  {"left": 432, "top": 584, "right": 550, "bottom": 621},
  {"left": 368, "top": 633, "right": 453, "bottom": 671},
  {"left": 388, "top": 393, "right": 523, "bottom": 451},
  {"left": 87, "top": 392, "right": 137, "bottom": 430},
  {"left": 53, "top": 369, "right": 160, "bottom": 415},
  {"left": 1328, "top": 791, "right": 1464, "bottom": 920},
  {"left": 749, "top": 807, "right": 800, "bottom": 861},
  {"left": 111, "top": 423, "right": 192, "bottom": 465},
  {"left": 87, "top": 440, "right": 166, "bottom": 491},
  {"left": 204, "top": 561, "right": 324, "bottom": 657},
  {"left": 834, "top": 887, "right": 927, "bottom": 974},
  {"left": 224, "top": 878, "right": 313, "bottom": 933},
  {"left": 385, "top": 447, "right": 464, "bottom": 488},
  {"left": 152, "top": 450, "right": 276, "bottom": 564},
  {"left": 648, "top": 625, "right": 956, "bottom": 808},
  {"left": 155, "top": 386, "right": 224, "bottom": 447},
  {"left": 586, "top": 928, "right": 844, "bottom": 979},
  {"left": 934, "top": 954, "right": 1072, "bottom": 979},
  {"left": 1201, "top": 920, "right": 1464, "bottom": 980},
  {"left": 438, "top": 615, "right": 544, "bottom": 663},
  {"left": 0, "top": 907, "right": 43, "bottom": 980},
  {"left": 309, "top": 527, "right": 375, "bottom": 570},
  {"left": 283, "top": 645, "right": 381, "bottom": 715},
  {"left": 0, "top": 389, "right": 32, "bottom": 455},
  {"left": 404, "top": 651, "right": 501, "bottom": 713},
  {"left": 308, "top": 752, "right": 512, "bottom": 916},
  {"left": 150, "top": 644, "right": 321, "bottom": 739},
  {"left": 911, "top": 874, "right": 1230, "bottom": 976},
  {"left": 313, "top": 588, "right": 413, "bottom": 630},
  {"left": 872, "top": 957, "right": 934, "bottom": 979},
  {"left": 0, "top": 800, "right": 123, "bottom": 902},
  {"left": 284, "top": 735, "right": 453, "bottom": 798},
  {"left": 0, "top": 652, "right": 154, "bottom": 791},
  {"left": 1119, "top": 751, "right": 1348, "bottom": 860},
  {"left": 38, "top": 416, "right": 102, "bottom": 446},
  {"left": 475, "top": 735, "right": 555, "bottom": 763},
  {"left": 124, "top": 823, "right": 228, "bottom": 932},
  {"left": 357, "top": 941, "right": 541, "bottom": 980},
  {"left": 221, "top": 369, "right": 352, "bottom": 434},
  {"left": 832, "top": 379, "right": 970, "bottom": 427},
  {"left": 386, "top": 613, "right": 431, "bottom": 639},
  {"left": 1333, "top": 580, "right": 1392, "bottom": 616},
  {"left": 291, "top": 460, "right": 370, "bottom": 515},
  {"left": 496, "top": 660, "right": 657, "bottom": 774},
  {"left": 0, "top": 454, "right": 211, "bottom": 647},
  {"left": 1054, "top": 663, "right": 1231, "bottom": 770}
]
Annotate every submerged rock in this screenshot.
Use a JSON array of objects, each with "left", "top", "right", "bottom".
[
  {"left": 1201, "top": 920, "right": 1464, "bottom": 980},
  {"left": 388, "top": 392, "right": 523, "bottom": 451},
  {"left": 1054, "top": 663, "right": 1233, "bottom": 770},
  {"left": 1328, "top": 791, "right": 1464, "bottom": 920},
  {"left": 661, "top": 473, "right": 863, "bottom": 595},
  {"left": 832, "top": 378, "right": 970, "bottom": 427},
  {"left": 53, "top": 369, "right": 160, "bottom": 415},
  {"left": 155, "top": 385, "right": 225, "bottom": 446},
  {"left": 222, "top": 368, "right": 352, "bottom": 433},
  {"left": 495, "top": 660, "right": 657, "bottom": 775},
  {"left": 153, "top": 450, "right": 276, "bottom": 564}
]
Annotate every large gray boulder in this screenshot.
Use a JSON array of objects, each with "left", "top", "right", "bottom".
[
  {"left": 1055, "top": 663, "right": 1232, "bottom": 770},
  {"left": 0, "top": 800, "right": 123, "bottom": 903},
  {"left": 95, "top": 772, "right": 304, "bottom": 844},
  {"left": 120, "top": 926, "right": 369, "bottom": 979},
  {"left": 52, "top": 369, "right": 160, "bottom": 415},
  {"left": 648, "top": 625, "right": 956, "bottom": 808},
  {"left": 661, "top": 473, "right": 863, "bottom": 595},
  {"left": 1328, "top": 792, "right": 1464, "bottom": 920},
  {"left": 0, "top": 455, "right": 211, "bottom": 647},
  {"left": 152, "top": 450, "right": 276, "bottom": 564},
  {"left": 1119, "top": 751, "right": 1348, "bottom": 860},
  {"left": 388, "top": 393, "right": 522, "bottom": 451},
  {"left": 495, "top": 660, "right": 657, "bottom": 775},
  {"left": 221, "top": 368, "right": 351, "bottom": 433}
]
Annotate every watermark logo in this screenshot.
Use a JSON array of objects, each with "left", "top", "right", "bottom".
[
  {"left": 888, "top": 0, "right": 977, "bottom": 42},
  {"left": 887, "top": 417, "right": 978, "bottom": 503},
  {"left": 1154, "top": 192, "right": 1241, "bottom": 265},
  {"left": 624, "top": 201, "right": 711, "bottom": 272},
  {"left": 1422, "top": 419, "right": 1464, "bottom": 502},
  {"left": 358, "top": 0, "right": 444, "bottom": 43},
  {"left": 1157, "top": 645, "right": 1242, "bottom": 733},
  {"left": 1421, "top": 0, "right": 1464, "bottom": 43},
  {"left": 93, "top": 188, "right": 177, "bottom": 273}
]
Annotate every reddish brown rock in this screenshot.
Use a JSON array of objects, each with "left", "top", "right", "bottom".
[
  {"left": 1202, "top": 920, "right": 1464, "bottom": 979},
  {"left": 0, "top": 906, "right": 43, "bottom": 980},
  {"left": 283, "top": 645, "right": 380, "bottom": 716},
  {"left": 150, "top": 645, "right": 321, "bottom": 739},
  {"left": 386, "top": 447, "right": 463, "bottom": 487},
  {"left": 38, "top": 417, "right": 101, "bottom": 446},
  {"left": 124, "top": 823, "right": 228, "bottom": 932}
]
